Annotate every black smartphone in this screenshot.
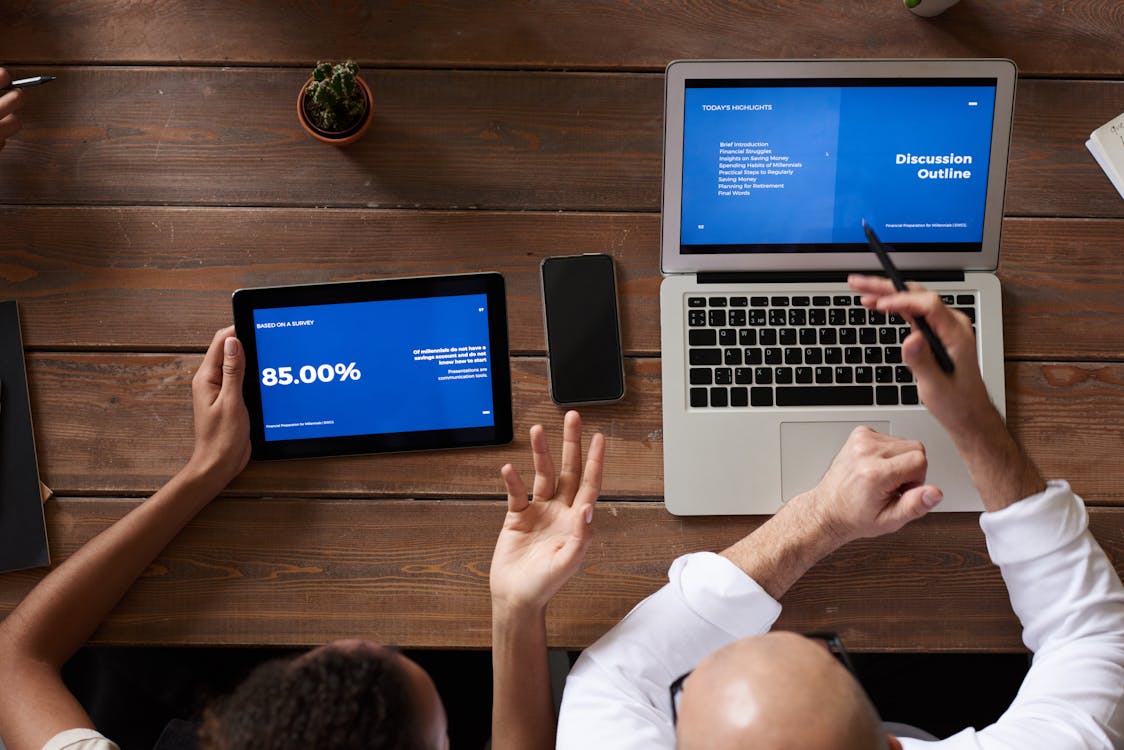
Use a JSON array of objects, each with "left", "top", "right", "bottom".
[{"left": 541, "top": 253, "right": 626, "bottom": 405}]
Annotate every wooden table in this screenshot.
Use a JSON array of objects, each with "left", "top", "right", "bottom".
[{"left": 0, "top": 1, "right": 1121, "bottom": 652}]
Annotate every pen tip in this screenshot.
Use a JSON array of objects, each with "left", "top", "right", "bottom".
[{"left": 861, "top": 217, "right": 868, "bottom": 228}]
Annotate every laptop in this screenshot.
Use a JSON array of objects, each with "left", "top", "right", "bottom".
[{"left": 659, "top": 59, "right": 1017, "bottom": 515}]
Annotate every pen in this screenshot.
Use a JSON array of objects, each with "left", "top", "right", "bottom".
[
  {"left": 3, "top": 75, "right": 56, "bottom": 91},
  {"left": 861, "top": 219, "right": 956, "bottom": 374}
]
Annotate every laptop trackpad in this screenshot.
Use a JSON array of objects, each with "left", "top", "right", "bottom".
[{"left": 780, "top": 421, "right": 891, "bottom": 502}]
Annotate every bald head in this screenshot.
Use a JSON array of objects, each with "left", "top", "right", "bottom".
[{"left": 676, "top": 631, "right": 891, "bottom": 750}]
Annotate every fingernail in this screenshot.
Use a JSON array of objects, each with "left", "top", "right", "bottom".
[
  {"left": 585, "top": 507, "right": 593, "bottom": 524},
  {"left": 922, "top": 490, "right": 943, "bottom": 509},
  {"left": 224, "top": 337, "right": 237, "bottom": 356}
]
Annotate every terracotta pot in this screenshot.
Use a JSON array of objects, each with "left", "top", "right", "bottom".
[{"left": 297, "top": 75, "right": 373, "bottom": 146}]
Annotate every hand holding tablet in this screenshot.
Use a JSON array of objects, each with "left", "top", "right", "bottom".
[{"left": 232, "top": 273, "right": 513, "bottom": 460}]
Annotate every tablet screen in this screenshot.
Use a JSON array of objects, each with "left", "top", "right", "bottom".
[{"left": 233, "top": 273, "right": 512, "bottom": 460}]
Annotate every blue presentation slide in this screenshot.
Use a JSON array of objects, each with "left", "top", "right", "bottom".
[
  {"left": 680, "top": 82, "right": 996, "bottom": 248},
  {"left": 253, "top": 294, "right": 495, "bottom": 441}
]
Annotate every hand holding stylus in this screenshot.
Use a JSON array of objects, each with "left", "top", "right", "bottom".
[{"left": 861, "top": 220, "right": 955, "bottom": 374}]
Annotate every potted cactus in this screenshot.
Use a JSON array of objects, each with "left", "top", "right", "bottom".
[{"left": 297, "top": 61, "right": 373, "bottom": 145}]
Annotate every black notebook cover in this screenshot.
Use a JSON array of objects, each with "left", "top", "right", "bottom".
[{"left": 0, "top": 300, "right": 49, "bottom": 572}]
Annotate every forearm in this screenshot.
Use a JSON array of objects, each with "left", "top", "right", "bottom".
[
  {"left": 948, "top": 407, "right": 1046, "bottom": 512},
  {"left": 491, "top": 603, "right": 556, "bottom": 750},
  {"left": 0, "top": 460, "right": 223, "bottom": 667},
  {"left": 720, "top": 495, "right": 841, "bottom": 600}
]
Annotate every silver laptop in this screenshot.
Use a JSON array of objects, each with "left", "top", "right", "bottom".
[{"left": 660, "top": 59, "right": 1017, "bottom": 515}]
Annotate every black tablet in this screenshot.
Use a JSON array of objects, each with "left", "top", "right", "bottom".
[{"left": 232, "top": 273, "right": 513, "bottom": 460}]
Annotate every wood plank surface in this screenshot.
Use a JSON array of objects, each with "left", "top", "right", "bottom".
[
  {"left": 1, "top": 0, "right": 1121, "bottom": 655},
  {"left": 1, "top": 69, "right": 1121, "bottom": 217},
  {"left": 2, "top": 1, "right": 1121, "bottom": 78},
  {"left": 2, "top": 208, "right": 1122, "bottom": 359},
  {"left": 0, "top": 498, "right": 1118, "bottom": 650},
  {"left": 27, "top": 353, "right": 1124, "bottom": 506}
]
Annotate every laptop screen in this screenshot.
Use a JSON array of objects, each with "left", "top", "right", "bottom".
[{"left": 662, "top": 60, "right": 1017, "bottom": 273}]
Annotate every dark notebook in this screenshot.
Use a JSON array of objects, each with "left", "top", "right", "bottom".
[{"left": 0, "top": 300, "right": 49, "bottom": 572}]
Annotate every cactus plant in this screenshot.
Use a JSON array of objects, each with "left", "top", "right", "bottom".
[{"left": 303, "top": 61, "right": 367, "bottom": 133}]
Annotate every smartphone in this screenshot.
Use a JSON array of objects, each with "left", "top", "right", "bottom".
[{"left": 541, "top": 253, "right": 626, "bottom": 405}]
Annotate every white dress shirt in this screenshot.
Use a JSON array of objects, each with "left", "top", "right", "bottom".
[{"left": 557, "top": 482, "right": 1124, "bottom": 749}]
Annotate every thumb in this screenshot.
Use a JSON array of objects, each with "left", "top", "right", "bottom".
[
  {"left": 220, "top": 336, "right": 245, "bottom": 397},
  {"left": 901, "top": 329, "right": 940, "bottom": 383},
  {"left": 886, "top": 484, "right": 943, "bottom": 528}
]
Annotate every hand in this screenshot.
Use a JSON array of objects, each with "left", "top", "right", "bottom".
[
  {"left": 797, "top": 426, "right": 942, "bottom": 546},
  {"left": 187, "top": 326, "right": 251, "bottom": 486},
  {"left": 0, "top": 69, "right": 25, "bottom": 151},
  {"left": 490, "top": 410, "right": 605, "bottom": 615},
  {"left": 848, "top": 274, "right": 997, "bottom": 435}
]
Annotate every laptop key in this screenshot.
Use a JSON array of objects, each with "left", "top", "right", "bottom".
[
  {"left": 775, "top": 367, "right": 794, "bottom": 384},
  {"left": 689, "top": 310, "right": 707, "bottom": 327},
  {"left": 739, "top": 329, "right": 757, "bottom": 346},
  {"left": 688, "top": 297, "right": 707, "bottom": 308},
  {"left": 901, "top": 385, "right": 919, "bottom": 404},
  {"left": 710, "top": 387, "right": 729, "bottom": 407},
  {"left": 839, "top": 328, "right": 858, "bottom": 345},
  {"left": 776, "top": 386, "right": 874, "bottom": 407},
  {"left": 730, "top": 387, "right": 749, "bottom": 407},
  {"left": 876, "top": 386, "right": 899, "bottom": 405},
  {"left": 750, "top": 387, "right": 774, "bottom": 407},
  {"left": 815, "top": 366, "right": 833, "bottom": 384},
  {"left": 734, "top": 367, "right": 752, "bottom": 384},
  {"left": 689, "top": 367, "right": 712, "bottom": 385},
  {"left": 795, "top": 367, "right": 814, "bottom": 384},
  {"left": 779, "top": 328, "right": 798, "bottom": 346},
  {"left": 690, "top": 388, "right": 708, "bottom": 407},
  {"left": 835, "top": 366, "right": 853, "bottom": 384},
  {"left": 759, "top": 329, "right": 778, "bottom": 346},
  {"left": 875, "top": 366, "right": 894, "bottom": 383},
  {"left": 764, "top": 347, "right": 783, "bottom": 365},
  {"left": 715, "top": 368, "right": 733, "bottom": 385},
  {"left": 855, "top": 366, "right": 873, "bottom": 383},
  {"left": 689, "top": 329, "right": 717, "bottom": 346},
  {"left": 750, "top": 296, "right": 768, "bottom": 307},
  {"left": 895, "top": 366, "right": 913, "bottom": 383},
  {"left": 754, "top": 367, "right": 773, "bottom": 385},
  {"left": 718, "top": 328, "right": 737, "bottom": 346},
  {"left": 745, "top": 348, "right": 764, "bottom": 365},
  {"left": 730, "top": 296, "right": 749, "bottom": 307},
  {"left": 813, "top": 296, "right": 831, "bottom": 306},
  {"left": 709, "top": 309, "right": 727, "bottom": 327},
  {"left": 690, "top": 348, "right": 722, "bottom": 365},
  {"left": 771, "top": 296, "right": 790, "bottom": 306},
  {"left": 724, "top": 348, "right": 742, "bottom": 365},
  {"left": 824, "top": 347, "right": 843, "bottom": 364},
  {"left": 956, "top": 294, "right": 974, "bottom": 305},
  {"left": 833, "top": 295, "right": 852, "bottom": 306},
  {"left": 708, "top": 296, "right": 728, "bottom": 307},
  {"left": 768, "top": 309, "right": 786, "bottom": 326},
  {"left": 728, "top": 309, "right": 747, "bottom": 327}
]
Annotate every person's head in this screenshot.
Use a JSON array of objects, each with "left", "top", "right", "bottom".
[
  {"left": 674, "top": 631, "right": 901, "bottom": 750},
  {"left": 198, "top": 639, "right": 448, "bottom": 750}
]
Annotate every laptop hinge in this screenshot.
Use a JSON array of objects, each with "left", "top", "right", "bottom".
[{"left": 696, "top": 270, "right": 966, "bottom": 284}]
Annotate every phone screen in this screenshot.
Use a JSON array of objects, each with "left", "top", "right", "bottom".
[{"left": 541, "top": 254, "right": 625, "bottom": 404}]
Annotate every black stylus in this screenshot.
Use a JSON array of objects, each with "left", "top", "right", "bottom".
[{"left": 861, "top": 219, "right": 955, "bottom": 374}]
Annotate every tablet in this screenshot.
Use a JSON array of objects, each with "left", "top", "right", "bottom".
[{"left": 232, "top": 273, "right": 513, "bottom": 460}]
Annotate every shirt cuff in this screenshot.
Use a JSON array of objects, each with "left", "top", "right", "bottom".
[
  {"left": 979, "top": 480, "right": 1087, "bottom": 566},
  {"left": 669, "top": 551, "right": 783, "bottom": 638}
]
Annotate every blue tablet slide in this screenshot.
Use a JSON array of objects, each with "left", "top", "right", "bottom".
[{"left": 232, "top": 273, "right": 512, "bottom": 460}]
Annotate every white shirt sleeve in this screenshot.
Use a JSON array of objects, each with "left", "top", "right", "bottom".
[
  {"left": 40, "top": 728, "right": 120, "bottom": 750},
  {"left": 901, "top": 481, "right": 1124, "bottom": 750},
  {"left": 557, "top": 551, "right": 782, "bottom": 750}
]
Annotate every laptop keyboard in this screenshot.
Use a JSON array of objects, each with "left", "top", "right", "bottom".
[{"left": 686, "top": 293, "right": 977, "bottom": 408}]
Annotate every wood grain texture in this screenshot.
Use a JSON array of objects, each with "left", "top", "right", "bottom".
[
  {"left": 1, "top": 207, "right": 1122, "bottom": 359},
  {"left": 0, "top": 498, "right": 1118, "bottom": 650},
  {"left": 1, "top": 69, "right": 1121, "bottom": 217},
  {"left": 26, "top": 353, "right": 1124, "bottom": 506},
  {"left": 1, "top": 1, "right": 1121, "bottom": 78}
]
